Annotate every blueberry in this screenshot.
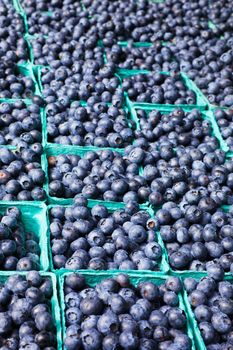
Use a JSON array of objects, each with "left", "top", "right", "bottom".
[
  {"left": 199, "top": 322, "right": 216, "bottom": 345},
  {"left": 102, "top": 334, "right": 119, "bottom": 350},
  {"left": 211, "top": 312, "right": 232, "bottom": 334},
  {"left": 81, "top": 328, "right": 102, "bottom": 350},
  {"left": 66, "top": 307, "right": 83, "bottom": 326},
  {"left": 219, "top": 282, "right": 233, "bottom": 299},
  {"left": 119, "top": 331, "right": 139, "bottom": 350},
  {"left": 153, "top": 326, "right": 170, "bottom": 342},
  {"left": 0, "top": 312, "right": 12, "bottom": 334},
  {"left": 165, "top": 277, "right": 182, "bottom": 293},
  {"left": 163, "top": 291, "right": 179, "bottom": 307},
  {"left": 65, "top": 273, "right": 86, "bottom": 291},
  {"left": 97, "top": 310, "right": 119, "bottom": 334},
  {"left": 149, "top": 310, "right": 168, "bottom": 327},
  {"left": 206, "top": 261, "right": 224, "bottom": 281},
  {"left": 138, "top": 282, "right": 159, "bottom": 301},
  {"left": 167, "top": 308, "right": 187, "bottom": 329},
  {"left": 184, "top": 278, "right": 198, "bottom": 293},
  {"left": 80, "top": 296, "right": 103, "bottom": 315}
]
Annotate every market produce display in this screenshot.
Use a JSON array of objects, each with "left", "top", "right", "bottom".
[{"left": 1, "top": 0, "right": 233, "bottom": 348}]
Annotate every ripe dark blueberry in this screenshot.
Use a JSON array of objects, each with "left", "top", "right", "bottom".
[
  {"left": 119, "top": 331, "right": 139, "bottom": 349},
  {"left": 80, "top": 296, "right": 104, "bottom": 316},
  {"left": 138, "top": 282, "right": 159, "bottom": 301},
  {"left": 81, "top": 328, "right": 102, "bottom": 350},
  {"left": 212, "top": 312, "right": 231, "bottom": 334}
]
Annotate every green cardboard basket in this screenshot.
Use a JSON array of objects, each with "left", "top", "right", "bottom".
[
  {"left": 42, "top": 101, "right": 135, "bottom": 149},
  {"left": 44, "top": 144, "right": 150, "bottom": 206},
  {"left": 125, "top": 98, "right": 229, "bottom": 153},
  {"left": 161, "top": 205, "right": 233, "bottom": 277},
  {"left": 117, "top": 69, "right": 208, "bottom": 110},
  {"left": 183, "top": 275, "right": 233, "bottom": 350},
  {"left": 47, "top": 199, "right": 170, "bottom": 274},
  {"left": 0, "top": 271, "right": 62, "bottom": 350},
  {"left": 0, "top": 99, "right": 44, "bottom": 148},
  {"left": 59, "top": 271, "right": 196, "bottom": 349},
  {"left": 0, "top": 201, "right": 49, "bottom": 271}
]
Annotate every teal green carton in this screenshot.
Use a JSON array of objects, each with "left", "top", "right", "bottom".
[
  {"left": 117, "top": 69, "right": 208, "bottom": 110},
  {"left": 0, "top": 271, "right": 62, "bottom": 350},
  {"left": 126, "top": 99, "right": 229, "bottom": 153},
  {"left": 183, "top": 274, "right": 233, "bottom": 350},
  {"left": 44, "top": 144, "right": 147, "bottom": 206},
  {"left": 0, "top": 202, "right": 49, "bottom": 271},
  {"left": 42, "top": 101, "right": 135, "bottom": 149},
  {"left": 59, "top": 271, "right": 196, "bottom": 349},
  {"left": 161, "top": 205, "right": 233, "bottom": 277},
  {"left": 0, "top": 99, "right": 44, "bottom": 148},
  {"left": 47, "top": 199, "right": 169, "bottom": 274}
]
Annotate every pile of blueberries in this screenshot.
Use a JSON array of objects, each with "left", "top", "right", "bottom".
[
  {"left": 0, "top": 271, "right": 57, "bottom": 349},
  {"left": 0, "top": 62, "right": 35, "bottom": 100},
  {"left": 105, "top": 43, "right": 179, "bottom": 72},
  {"left": 156, "top": 202, "right": 233, "bottom": 273},
  {"left": 49, "top": 197, "right": 163, "bottom": 271},
  {"left": 0, "top": 148, "right": 46, "bottom": 201},
  {"left": 135, "top": 108, "right": 214, "bottom": 147},
  {"left": 40, "top": 62, "right": 124, "bottom": 106},
  {"left": 179, "top": 38, "right": 233, "bottom": 107},
  {"left": 30, "top": 35, "right": 106, "bottom": 67},
  {"left": 0, "top": 101, "right": 42, "bottom": 147},
  {"left": 46, "top": 101, "right": 135, "bottom": 147},
  {"left": 121, "top": 72, "right": 197, "bottom": 105},
  {"left": 0, "top": 0, "right": 28, "bottom": 63},
  {"left": 64, "top": 273, "right": 192, "bottom": 350},
  {"left": 48, "top": 149, "right": 147, "bottom": 202},
  {"left": 48, "top": 138, "right": 233, "bottom": 208}
]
